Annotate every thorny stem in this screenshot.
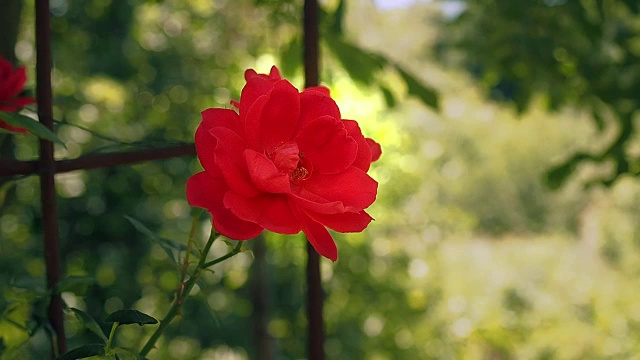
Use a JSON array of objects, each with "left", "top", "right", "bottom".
[
  {"left": 139, "top": 222, "right": 244, "bottom": 357},
  {"left": 201, "top": 241, "right": 243, "bottom": 268},
  {"left": 178, "top": 211, "right": 202, "bottom": 292}
]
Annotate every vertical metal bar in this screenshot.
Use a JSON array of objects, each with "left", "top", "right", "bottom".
[
  {"left": 251, "top": 235, "right": 274, "bottom": 359},
  {"left": 35, "top": 0, "right": 66, "bottom": 355},
  {"left": 305, "top": 243, "right": 324, "bottom": 359},
  {"left": 303, "top": 0, "right": 324, "bottom": 359},
  {"left": 303, "top": 0, "right": 319, "bottom": 89}
]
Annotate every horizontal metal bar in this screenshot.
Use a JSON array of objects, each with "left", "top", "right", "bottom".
[{"left": 0, "top": 143, "right": 196, "bottom": 177}]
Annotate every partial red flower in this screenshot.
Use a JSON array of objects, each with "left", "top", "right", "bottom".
[
  {"left": 187, "top": 66, "right": 381, "bottom": 261},
  {"left": 0, "top": 57, "right": 35, "bottom": 134}
]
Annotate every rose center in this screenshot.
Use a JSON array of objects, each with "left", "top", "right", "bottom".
[
  {"left": 268, "top": 141, "right": 313, "bottom": 182},
  {"left": 290, "top": 153, "right": 313, "bottom": 182},
  {"left": 269, "top": 141, "right": 299, "bottom": 174},
  {"left": 290, "top": 165, "right": 309, "bottom": 181}
]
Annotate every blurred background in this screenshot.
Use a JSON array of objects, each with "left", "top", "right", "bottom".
[{"left": 2, "top": 0, "right": 640, "bottom": 359}]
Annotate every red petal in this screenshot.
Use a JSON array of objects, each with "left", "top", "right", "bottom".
[
  {"left": 9, "top": 97, "right": 36, "bottom": 108},
  {"left": 244, "top": 66, "right": 282, "bottom": 82},
  {"left": 303, "top": 166, "right": 378, "bottom": 209},
  {"left": 186, "top": 171, "right": 263, "bottom": 240},
  {"left": 186, "top": 171, "right": 223, "bottom": 210},
  {"left": 343, "top": 120, "right": 373, "bottom": 171},
  {"left": 211, "top": 127, "right": 260, "bottom": 197},
  {"left": 293, "top": 206, "right": 338, "bottom": 261},
  {"left": 0, "top": 57, "right": 12, "bottom": 75},
  {"left": 271, "top": 141, "right": 299, "bottom": 173},
  {"left": 0, "top": 66, "right": 28, "bottom": 100},
  {"left": 238, "top": 67, "right": 283, "bottom": 118},
  {"left": 306, "top": 210, "right": 373, "bottom": 233},
  {"left": 295, "top": 90, "right": 341, "bottom": 135},
  {"left": 302, "top": 86, "right": 330, "bottom": 96},
  {"left": 245, "top": 80, "right": 300, "bottom": 151},
  {"left": 244, "top": 149, "right": 291, "bottom": 193},
  {"left": 269, "top": 66, "right": 282, "bottom": 79},
  {"left": 296, "top": 116, "right": 357, "bottom": 174},
  {"left": 224, "top": 192, "right": 301, "bottom": 234},
  {"left": 201, "top": 108, "right": 243, "bottom": 135},
  {"left": 244, "top": 69, "right": 259, "bottom": 81},
  {"left": 196, "top": 109, "right": 241, "bottom": 172},
  {"left": 367, "top": 138, "right": 382, "bottom": 162},
  {"left": 290, "top": 190, "right": 354, "bottom": 215},
  {"left": 0, "top": 97, "right": 36, "bottom": 113},
  {"left": 0, "top": 119, "right": 28, "bottom": 134},
  {"left": 244, "top": 95, "right": 268, "bottom": 149}
]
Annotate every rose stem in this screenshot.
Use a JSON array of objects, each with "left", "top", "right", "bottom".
[{"left": 139, "top": 224, "right": 243, "bottom": 357}]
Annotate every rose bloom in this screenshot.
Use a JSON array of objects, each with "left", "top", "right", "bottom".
[
  {"left": 0, "top": 56, "right": 35, "bottom": 134},
  {"left": 187, "top": 66, "right": 381, "bottom": 261}
]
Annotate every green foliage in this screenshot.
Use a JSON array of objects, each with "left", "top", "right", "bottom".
[
  {"left": 53, "top": 277, "right": 95, "bottom": 296},
  {"left": 124, "top": 215, "right": 197, "bottom": 270},
  {"left": 69, "top": 308, "right": 108, "bottom": 343},
  {"left": 279, "top": 0, "right": 440, "bottom": 110},
  {"left": 438, "top": 0, "right": 640, "bottom": 186},
  {"left": 114, "top": 347, "right": 149, "bottom": 360},
  {"left": 322, "top": 1, "right": 440, "bottom": 111},
  {"left": 3, "top": 0, "right": 640, "bottom": 359},
  {"left": 0, "top": 111, "right": 65, "bottom": 146},
  {"left": 324, "top": 35, "right": 386, "bottom": 85},
  {"left": 395, "top": 64, "right": 439, "bottom": 110},
  {"left": 105, "top": 310, "right": 158, "bottom": 326},
  {"left": 546, "top": 152, "right": 594, "bottom": 190},
  {"left": 54, "top": 344, "right": 104, "bottom": 360}
]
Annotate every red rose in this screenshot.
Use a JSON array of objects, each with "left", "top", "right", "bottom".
[
  {"left": 187, "top": 66, "right": 381, "bottom": 261},
  {"left": 0, "top": 57, "right": 35, "bottom": 134}
]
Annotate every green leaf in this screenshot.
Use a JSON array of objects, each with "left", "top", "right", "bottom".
[
  {"left": 621, "top": 0, "right": 640, "bottom": 14},
  {"left": 546, "top": 163, "right": 575, "bottom": 190},
  {"left": 0, "top": 111, "right": 66, "bottom": 147},
  {"left": 0, "top": 298, "right": 6, "bottom": 317},
  {"left": 222, "top": 240, "right": 237, "bottom": 250},
  {"left": 592, "top": 108, "right": 606, "bottom": 132},
  {"left": 159, "top": 237, "right": 194, "bottom": 253},
  {"left": 70, "top": 308, "right": 108, "bottom": 343},
  {"left": 105, "top": 309, "right": 158, "bottom": 326},
  {"left": 325, "top": 35, "right": 439, "bottom": 111},
  {"left": 241, "top": 248, "right": 254, "bottom": 260},
  {"left": 545, "top": 152, "right": 592, "bottom": 189},
  {"left": 324, "top": 36, "right": 387, "bottom": 85},
  {"left": 394, "top": 65, "right": 440, "bottom": 110},
  {"left": 0, "top": 180, "right": 16, "bottom": 205},
  {"left": 330, "top": 0, "right": 346, "bottom": 35},
  {"left": 53, "top": 276, "right": 95, "bottom": 296},
  {"left": 124, "top": 215, "right": 159, "bottom": 240},
  {"left": 54, "top": 344, "right": 105, "bottom": 360},
  {"left": 125, "top": 216, "right": 194, "bottom": 253},
  {"left": 380, "top": 85, "right": 397, "bottom": 108},
  {"left": 114, "top": 347, "right": 150, "bottom": 360},
  {"left": 124, "top": 216, "right": 196, "bottom": 268},
  {"left": 9, "top": 277, "right": 47, "bottom": 295},
  {"left": 280, "top": 36, "right": 302, "bottom": 77}
]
